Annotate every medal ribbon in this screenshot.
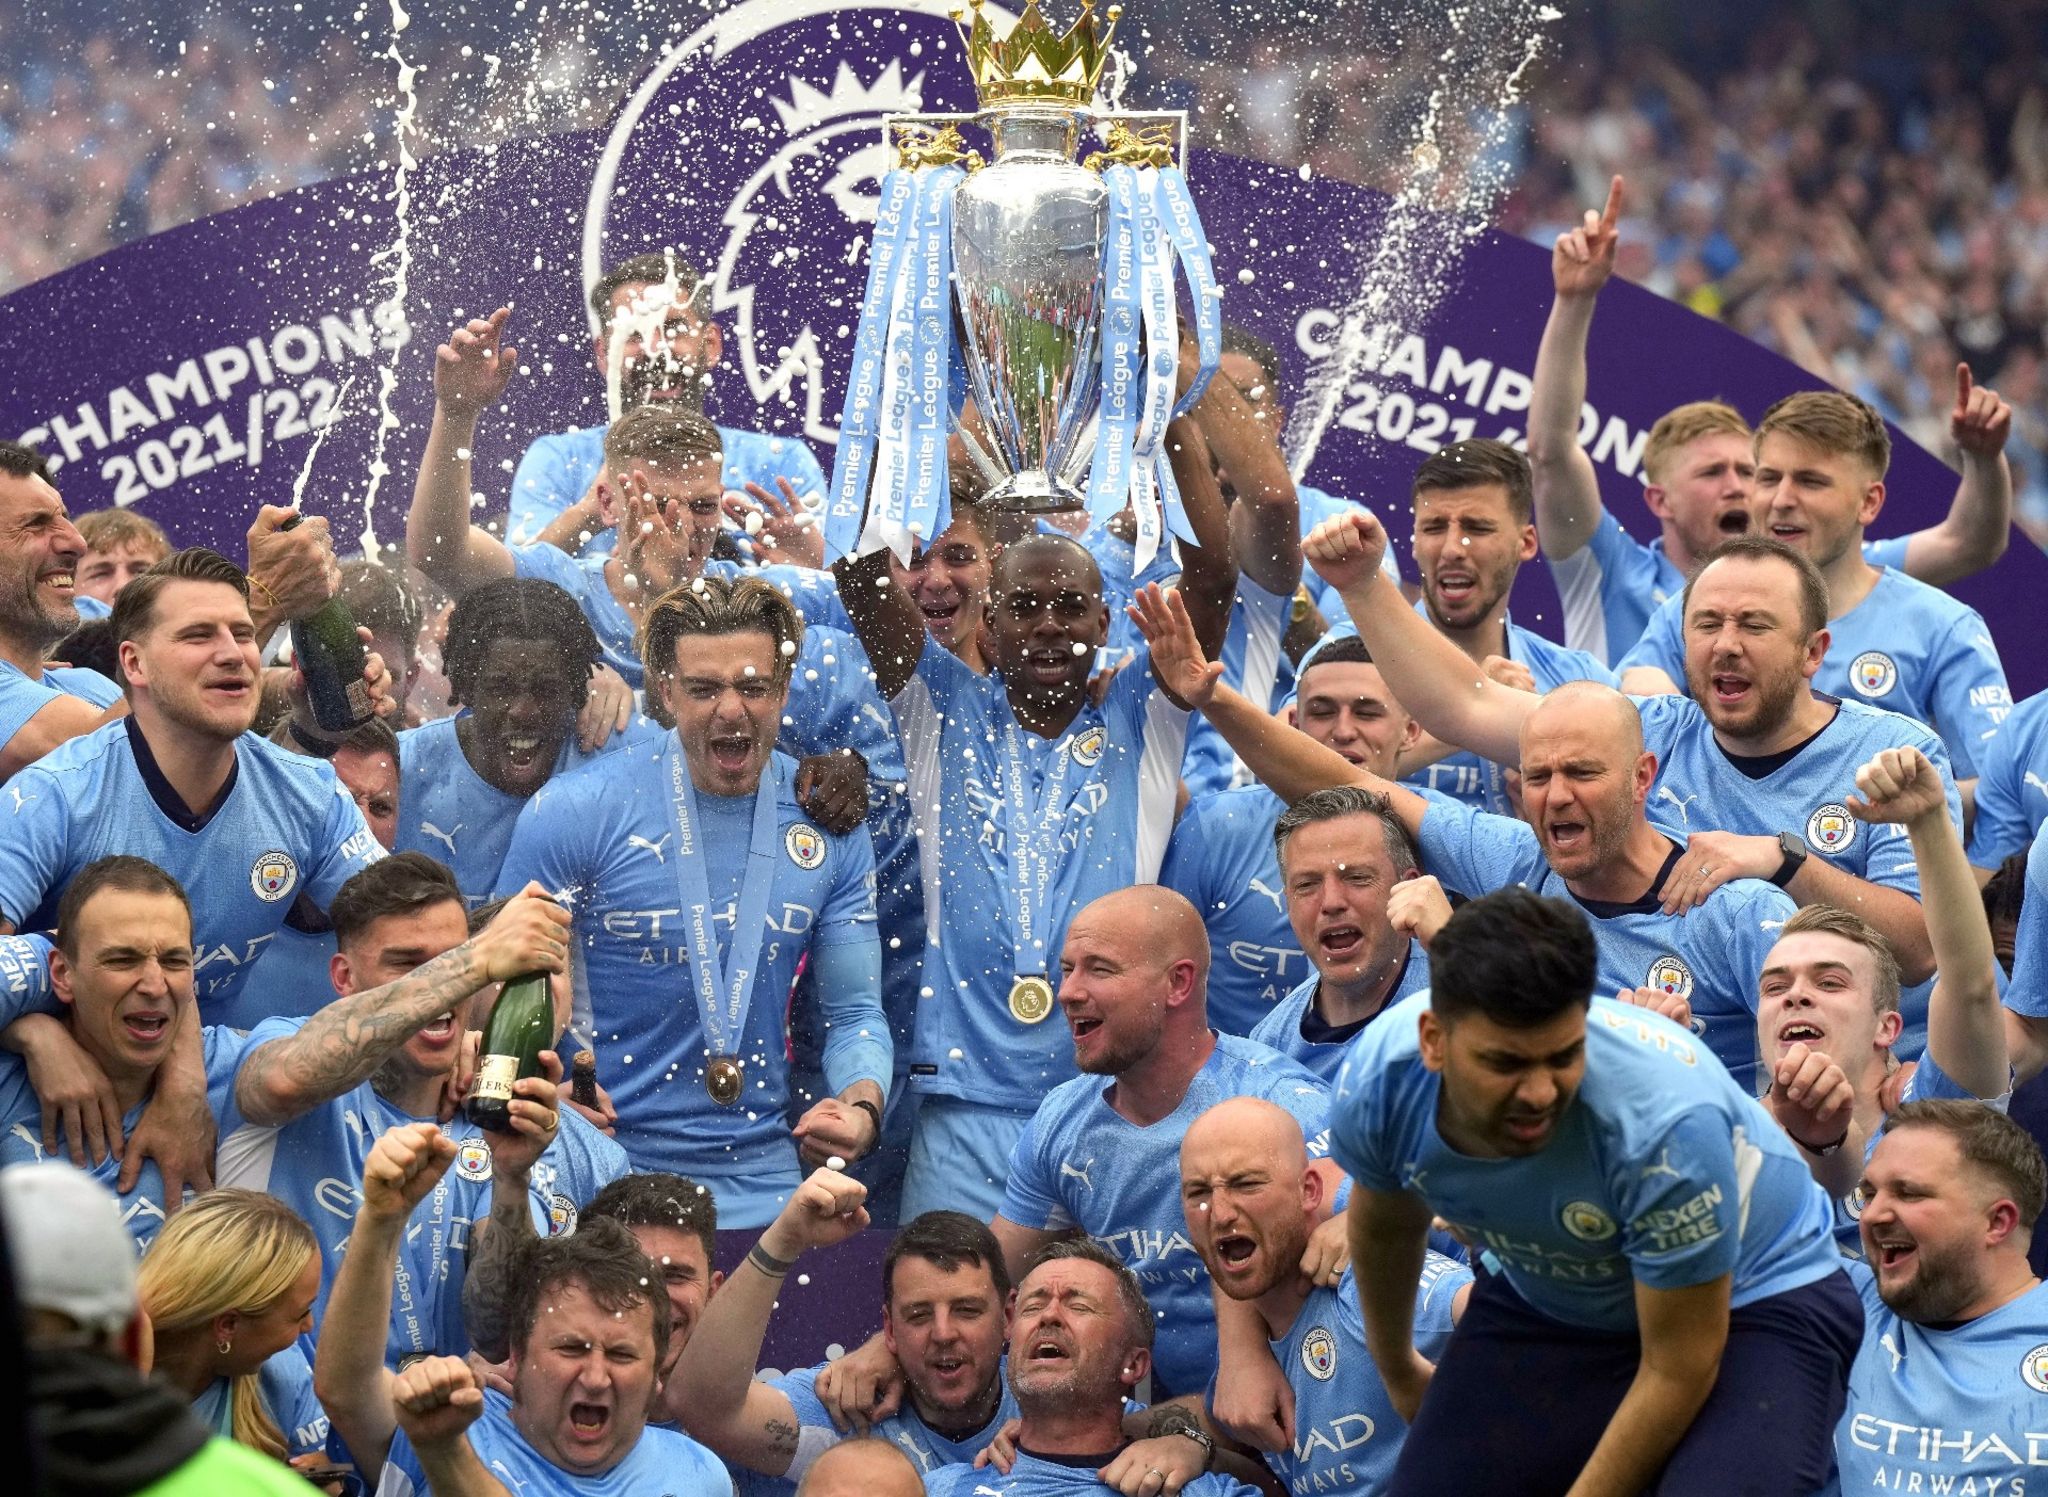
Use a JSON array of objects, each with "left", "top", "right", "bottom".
[
  {"left": 665, "top": 737, "right": 782, "bottom": 1067},
  {"left": 999, "top": 712, "right": 1091, "bottom": 982}
]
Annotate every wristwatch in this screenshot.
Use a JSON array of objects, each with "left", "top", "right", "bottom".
[
  {"left": 1770, "top": 830, "right": 1808, "bottom": 889},
  {"left": 1147, "top": 1408, "right": 1215, "bottom": 1469}
]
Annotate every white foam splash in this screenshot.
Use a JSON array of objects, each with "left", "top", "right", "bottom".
[
  {"left": 359, "top": 0, "right": 421, "bottom": 563},
  {"left": 289, "top": 373, "right": 356, "bottom": 515}
]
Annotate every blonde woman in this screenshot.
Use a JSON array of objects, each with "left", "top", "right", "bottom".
[{"left": 137, "top": 1189, "right": 332, "bottom": 1472}]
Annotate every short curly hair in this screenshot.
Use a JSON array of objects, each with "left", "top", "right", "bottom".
[{"left": 441, "top": 577, "right": 599, "bottom": 714}]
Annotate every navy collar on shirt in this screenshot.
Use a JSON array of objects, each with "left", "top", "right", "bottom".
[
  {"left": 1302, "top": 944, "right": 1414, "bottom": 1044},
  {"left": 125, "top": 717, "right": 239, "bottom": 832},
  {"left": 1716, "top": 694, "right": 1841, "bottom": 781},
  {"left": 1571, "top": 838, "right": 1686, "bottom": 920},
  {"left": 1020, "top": 1446, "right": 1129, "bottom": 1470}
]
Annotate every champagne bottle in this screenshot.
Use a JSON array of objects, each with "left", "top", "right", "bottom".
[
  {"left": 279, "top": 514, "right": 373, "bottom": 733},
  {"left": 570, "top": 1050, "right": 598, "bottom": 1110},
  {"left": 467, "top": 972, "right": 554, "bottom": 1132}
]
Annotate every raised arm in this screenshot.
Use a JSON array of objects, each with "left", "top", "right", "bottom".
[
  {"left": 1129, "top": 582, "right": 1432, "bottom": 837},
  {"left": 1306, "top": 511, "right": 1536, "bottom": 766},
  {"left": 406, "top": 307, "right": 519, "bottom": 599},
  {"left": 1849, "top": 748, "right": 2008, "bottom": 1096},
  {"left": 314, "top": 1122, "right": 458, "bottom": 1475},
  {"left": 1160, "top": 413, "right": 1239, "bottom": 669},
  {"left": 1895, "top": 364, "right": 2013, "bottom": 587},
  {"left": 669, "top": 1168, "right": 870, "bottom": 1475},
  {"left": 1527, "top": 176, "right": 1622, "bottom": 563},
  {"left": 234, "top": 886, "right": 569, "bottom": 1127},
  {"left": 829, "top": 547, "right": 927, "bottom": 700},
  {"left": 1193, "top": 354, "right": 1301, "bottom": 598}
]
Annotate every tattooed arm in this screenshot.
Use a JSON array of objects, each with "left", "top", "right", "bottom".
[{"left": 233, "top": 885, "right": 571, "bottom": 1128}]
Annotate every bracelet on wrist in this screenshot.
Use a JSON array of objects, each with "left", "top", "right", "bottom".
[
  {"left": 850, "top": 1097, "right": 883, "bottom": 1151},
  {"left": 1801, "top": 1128, "right": 1851, "bottom": 1158},
  {"left": 748, "top": 1242, "right": 797, "bottom": 1278}
]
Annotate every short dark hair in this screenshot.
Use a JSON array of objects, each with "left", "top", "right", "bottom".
[
  {"left": 57, "top": 857, "right": 190, "bottom": 957},
  {"left": 1884, "top": 1099, "right": 2047, "bottom": 1230},
  {"left": 585, "top": 1173, "right": 719, "bottom": 1263},
  {"left": 1428, "top": 888, "right": 1596, "bottom": 1027},
  {"left": 590, "top": 252, "right": 705, "bottom": 327},
  {"left": 604, "top": 403, "right": 724, "bottom": 473},
  {"left": 111, "top": 548, "right": 249, "bottom": 649},
  {"left": 1411, "top": 439, "right": 1533, "bottom": 523},
  {"left": 51, "top": 619, "right": 119, "bottom": 683},
  {"left": 1272, "top": 785, "right": 1419, "bottom": 879},
  {"left": 1983, "top": 852, "right": 2027, "bottom": 976},
  {"left": 442, "top": 577, "right": 600, "bottom": 714},
  {"left": 266, "top": 713, "right": 401, "bottom": 765},
  {"left": 327, "top": 853, "right": 464, "bottom": 951},
  {"left": 508, "top": 1216, "right": 671, "bottom": 1368},
  {"left": 882, "top": 1212, "right": 1011, "bottom": 1309},
  {"left": 990, "top": 533, "right": 1103, "bottom": 599},
  {"left": 1220, "top": 323, "right": 1281, "bottom": 393},
  {"left": 1682, "top": 536, "right": 1829, "bottom": 640},
  {"left": 640, "top": 573, "right": 804, "bottom": 689},
  {"left": 1021, "top": 1238, "right": 1153, "bottom": 1349},
  {"left": 0, "top": 441, "right": 54, "bottom": 484},
  {"left": 1297, "top": 632, "right": 1373, "bottom": 679},
  {"left": 337, "top": 560, "right": 423, "bottom": 657}
]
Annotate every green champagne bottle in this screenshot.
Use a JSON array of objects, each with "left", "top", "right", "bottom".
[
  {"left": 467, "top": 972, "right": 554, "bottom": 1132},
  {"left": 279, "top": 514, "right": 373, "bottom": 733}
]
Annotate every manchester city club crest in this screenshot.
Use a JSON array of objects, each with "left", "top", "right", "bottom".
[
  {"left": 786, "top": 821, "right": 828, "bottom": 869},
  {"left": 1071, "top": 726, "right": 1107, "bottom": 767},
  {"left": 1560, "top": 1200, "right": 1618, "bottom": 1242},
  {"left": 1849, "top": 650, "right": 1899, "bottom": 699},
  {"left": 549, "top": 1193, "right": 579, "bottom": 1236},
  {"left": 1299, "top": 1326, "right": 1338, "bottom": 1381},
  {"left": 1805, "top": 803, "right": 1857, "bottom": 854},
  {"left": 1645, "top": 954, "right": 1694, "bottom": 1000},
  {"left": 454, "top": 1138, "right": 493, "bottom": 1182},
  {"left": 2024, "top": 1343, "right": 2048, "bottom": 1395},
  {"left": 249, "top": 850, "right": 299, "bottom": 902}
]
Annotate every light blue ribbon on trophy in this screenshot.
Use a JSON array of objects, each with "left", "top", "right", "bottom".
[
  {"left": 903, "top": 163, "right": 964, "bottom": 554},
  {"left": 825, "top": 167, "right": 920, "bottom": 562},
  {"left": 1154, "top": 165, "right": 1222, "bottom": 417},
  {"left": 1129, "top": 167, "right": 1195, "bottom": 572},
  {"left": 866, "top": 184, "right": 924, "bottom": 559},
  {"left": 665, "top": 741, "right": 782, "bottom": 1103},
  {"left": 1086, "top": 164, "right": 1144, "bottom": 535}
]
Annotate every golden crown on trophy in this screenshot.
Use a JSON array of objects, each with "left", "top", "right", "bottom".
[{"left": 952, "top": 0, "right": 1122, "bottom": 107}]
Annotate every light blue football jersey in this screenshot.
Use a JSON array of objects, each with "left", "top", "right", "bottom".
[
  {"left": 1256, "top": 1259, "right": 1467, "bottom": 1497},
  {"left": 1826, "top": 1049, "right": 1998, "bottom": 1257},
  {"left": 496, "top": 740, "right": 885, "bottom": 1225},
  {"left": 1826, "top": 1267, "right": 2048, "bottom": 1497},
  {"left": 380, "top": 1387, "right": 732, "bottom": 1497},
  {"left": 891, "top": 644, "right": 1186, "bottom": 1115},
  {"left": 1182, "top": 577, "right": 1297, "bottom": 800},
  {"left": 1617, "top": 567, "right": 2010, "bottom": 778},
  {"left": 215, "top": 1014, "right": 628, "bottom": 1366},
  {"left": 1329, "top": 993, "right": 1843, "bottom": 1331},
  {"left": 998, "top": 1035, "right": 1331, "bottom": 1398},
  {"left": 1399, "top": 614, "right": 1617, "bottom": 815},
  {"left": 1967, "top": 685, "right": 2048, "bottom": 870},
  {"left": 507, "top": 420, "right": 828, "bottom": 553},
  {"left": 1249, "top": 958, "right": 1432, "bottom": 1085},
  {"left": 1413, "top": 797, "right": 1793, "bottom": 1092},
  {"left": 0, "top": 1024, "right": 247, "bottom": 1249},
  {"left": 928, "top": 1452, "right": 1261, "bottom": 1497},
  {"left": 0, "top": 659, "right": 121, "bottom": 755},
  {"left": 0, "top": 720, "right": 383, "bottom": 1029},
  {"left": 2000, "top": 820, "right": 2048, "bottom": 1025},
  {"left": 191, "top": 1346, "right": 328, "bottom": 1457},
  {"left": 738, "top": 1361, "right": 1022, "bottom": 1497},
  {"left": 1159, "top": 786, "right": 1312, "bottom": 1038},
  {"left": 394, "top": 712, "right": 667, "bottom": 905}
]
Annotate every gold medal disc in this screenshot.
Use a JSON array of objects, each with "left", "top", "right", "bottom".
[
  {"left": 1008, "top": 974, "right": 1056, "bottom": 1024},
  {"left": 707, "top": 1055, "right": 744, "bottom": 1105}
]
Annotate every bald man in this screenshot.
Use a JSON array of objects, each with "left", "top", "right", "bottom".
[
  {"left": 1134, "top": 580, "right": 1796, "bottom": 1094},
  {"left": 990, "top": 886, "right": 1337, "bottom": 1399},
  {"left": 797, "top": 1438, "right": 926, "bottom": 1497},
  {"left": 1180, "top": 1099, "right": 1470, "bottom": 1496}
]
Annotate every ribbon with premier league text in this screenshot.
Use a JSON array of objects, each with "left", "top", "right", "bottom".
[
  {"left": 1087, "top": 164, "right": 1143, "bottom": 539},
  {"left": 1155, "top": 164, "right": 1221, "bottom": 417},
  {"left": 902, "top": 163, "right": 962, "bottom": 557},
  {"left": 665, "top": 741, "right": 783, "bottom": 1082},
  {"left": 824, "top": 166, "right": 920, "bottom": 563}
]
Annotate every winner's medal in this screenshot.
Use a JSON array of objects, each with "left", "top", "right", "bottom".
[
  {"left": 706, "top": 1055, "right": 744, "bottom": 1106},
  {"left": 1008, "top": 974, "right": 1056, "bottom": 1024}
]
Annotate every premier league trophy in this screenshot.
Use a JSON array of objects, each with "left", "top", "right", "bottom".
[{"left": 822, "top": 0, "right": 1221, "bottom": 573}]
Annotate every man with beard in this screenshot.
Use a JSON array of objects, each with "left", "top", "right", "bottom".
[
  {"left": 1831, "top": 1101, "right": 2048, "bottom": 1495},
  {"left": 834, "top": 406, "right": 1237, "bottom": 1220},
  {"left": 1527, "top": 176, "right": 2014, "bottom": 665},
  {"left": 1179, "top": 1097, "right": 1469, "bottom": 1496},
  {"left": 990, "top": 886, "right": 1334, "bottom": 1401},
  {"left": 1332, "top": 889, "right": 1856, "bottom": 1497},
  {"left": 924, "top": 1241, "right": 1261, "bottom": 1497},
  {"left": 1162, "top": 633, "right": 1424, "bottom": 1039},
  {"left": 1389, "top": 440, "right": 1614, "bottom": 815},
  {"left": 1298, "top": 514, "right": 1956, "bottom": 994},
  {"left": 1617, "top": 389, "right": 2012, "bottom": 807},
  {"left": 316, "top": 1121, "right": 729, "bottom": 1496},
  {"left": 497, "top": 575, "right": 889, "bottom": 1226},
  {"left": 0, "top": 547, "right": 389, "bottom": 1037},
  {"left": 213, "top": 854, "right": 628, "bottom": 1366},
  {"left": 506, "top": 251, "right": 826, "bottom": 557},
  {"left": 1134, "top": 590, "right": 1793, "bottom": 1091},
  {"left": 672, "top": 1167, "right": 1019, "bottom": 1489}
]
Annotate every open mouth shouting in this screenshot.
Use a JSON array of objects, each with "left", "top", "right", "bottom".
[
  {"left": 1544, "top": 817, "right": 1589, "bottom": 855},
  {"left": 122, "top": 1009, "right": 171, "bottom": 1047},
  {"left": 1025, "top": 1335, "right": 1072, "bottom": 1368},
  {"left": 1211, "top": 1232, "right": 1259, "bottom": 1277},
  {"left": 1776, "top": 1019, "right": 1825, "bottom": 1051},
  {"left": 1868, "top": 1231, "right": 1916, "bottom": 1276},
  {"left": 708, "top": 732, "right": 755, "bottom": 775},
  {"left": 1707, "top": 669, "right": 1753, "bottom": 710},
  {"left": 1316, "top": 923, "right": 1365, "bottom": 963},
  {"left": 566, "top": 1401, "right": 612, "bottom": 1443},
  {"left": 1716, "top": 508, "right": 1751, "bottom": 536},
  {"left": 1024, "top": 645, "right": 1081, "bottom": 685},
  {"left": 1431, "top": 568, "right": 1478, "bottom": 611}
]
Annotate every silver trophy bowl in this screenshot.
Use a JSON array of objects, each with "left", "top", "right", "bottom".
[{"left": 951, "top": 108, "right": 1107, "bottom": 513}]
